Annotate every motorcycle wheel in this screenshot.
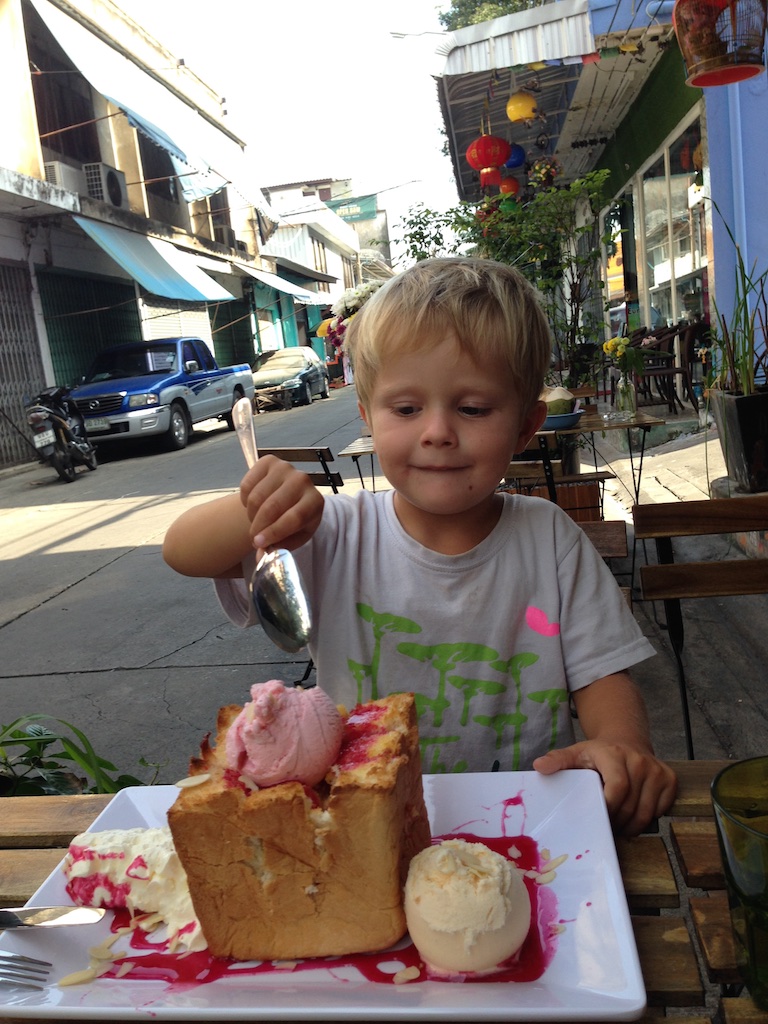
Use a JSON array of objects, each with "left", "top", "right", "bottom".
[
  {"left": 51, "top": 450, "right": 77, "bottom": 483},
  {"left": 84, "top": 447, "right": 98, "bottom": 471}
]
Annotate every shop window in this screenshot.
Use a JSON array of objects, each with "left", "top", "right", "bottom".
[
  {"left": 603, "top": 112, "right": 708, "bottom": 334},
  {"left": 138, "top": 135, "right": 179, "bottom": 204},
  {"left": 28, "top": 29, "right": 100, "bottom": 163}
]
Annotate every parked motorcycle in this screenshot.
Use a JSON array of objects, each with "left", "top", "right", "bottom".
[{"left": 25, "top": 386, "right": 98, "bottom": 482}]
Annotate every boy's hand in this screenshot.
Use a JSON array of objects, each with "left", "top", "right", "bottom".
[
  {"left": 533, "top": 741, "right": 677, "bottom": 836},
  {"left": 239, "top": 456, "right": 324, "bottom": 552}
]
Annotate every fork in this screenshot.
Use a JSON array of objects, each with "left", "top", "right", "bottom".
[{"left": 0, "top": 949, "right": 52, "bottom": 990}]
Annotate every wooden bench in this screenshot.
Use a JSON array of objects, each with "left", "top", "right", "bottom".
[
  {"left": 259, "top": 446, "right": 343, "bottom": 492},
  {"left": 633, "top": 494, "right": 768, "bottom": 758}
]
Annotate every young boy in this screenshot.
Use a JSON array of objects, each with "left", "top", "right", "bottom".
[{"left": 163, "top": 258, "right": 676, "bottom": 835}]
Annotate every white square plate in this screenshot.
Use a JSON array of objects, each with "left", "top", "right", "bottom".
[{"left": 0, "top": 771, "right": 645, "bottom": 1020}]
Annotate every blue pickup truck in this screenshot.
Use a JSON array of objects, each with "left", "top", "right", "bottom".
[{"left": 70, "top": 337, "right": 255, "bottom": 450}]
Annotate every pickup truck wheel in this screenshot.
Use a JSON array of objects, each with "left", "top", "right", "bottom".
[
  {"left": 165, "top": 403, "right": 189, "bottom": 451},
  {"left": 224, "top": 389, "right": 244, "bottom": 430}
]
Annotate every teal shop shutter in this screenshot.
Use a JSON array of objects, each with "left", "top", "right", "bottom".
[{"left": 36, "top": 270, "right": 141, "bottom": 385}]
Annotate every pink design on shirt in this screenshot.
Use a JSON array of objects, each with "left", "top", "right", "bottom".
[{"left": 526, "top": 606, "right": 560, "bottom": 637}]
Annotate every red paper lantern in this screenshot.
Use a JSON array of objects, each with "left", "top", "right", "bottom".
[
  {"left": 499, "top": 177, "right": 520, "bottom": 196},
  {"left": 466, "top": 135, "right": 512, "bottom": 173},
  {"left": 480, "top": 167, "right": 503, "bottom": 187}
]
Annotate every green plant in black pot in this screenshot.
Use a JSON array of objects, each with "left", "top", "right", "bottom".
[
  {"left": 0, "top": 715, "right": 148, "bottom": 796},
  {"left": 707, "top": 208, "right": 768, "bottom": 492}
]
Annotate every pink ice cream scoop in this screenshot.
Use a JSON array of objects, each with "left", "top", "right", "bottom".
[{"left": 225, "top": 680, "right": 344, "bottom": 787}]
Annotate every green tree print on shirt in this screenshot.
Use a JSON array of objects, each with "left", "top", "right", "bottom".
[
  {"left": 419, "top": 734, "right": 467, "bottom": 774},
  {"left": 397, "top": 642, "right": 499, "bottom": 727},
  {"left": 447, "top": 674, "right": 507, "bottom": 726},
  {"left": 528, "top": 688, "right": 570, "bottom": 750},
  {"left": 350, "top": 604, "right": 422, "bottom": 701},
  {"left": 479, "top": 651, "right": 540, "bottom": 770}
]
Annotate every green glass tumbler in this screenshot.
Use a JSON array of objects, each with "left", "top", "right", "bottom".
[{"left": 712, "top": 756, "right": 768, "bottom": 1009}]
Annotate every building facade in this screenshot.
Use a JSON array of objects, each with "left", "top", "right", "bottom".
[
  {"left": 434, "top": 0, "right": 767, "bottom": 368},
  {"left": 0, "top": 0, "right": 354, "bottom": 468}
]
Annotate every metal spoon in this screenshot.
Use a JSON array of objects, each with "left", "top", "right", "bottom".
[{"left": 233, "top": 398, "right": 312, "bottom": 653}]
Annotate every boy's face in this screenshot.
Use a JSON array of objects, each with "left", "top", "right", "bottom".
[{"left": 359, "top": 333, "right": 545, "bottom": 535}]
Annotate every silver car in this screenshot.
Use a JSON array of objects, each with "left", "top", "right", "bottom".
[{"left": 252, "top": 347, "right": 330, "bottom": 409}]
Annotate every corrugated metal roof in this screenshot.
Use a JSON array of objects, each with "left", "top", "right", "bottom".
[{"left": 439, "top": 0, "right": 593, "bottom": 75}]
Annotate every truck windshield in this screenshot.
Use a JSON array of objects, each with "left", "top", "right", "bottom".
[{"left": 83, "top": 345, "right": 178, "bottom": 382}]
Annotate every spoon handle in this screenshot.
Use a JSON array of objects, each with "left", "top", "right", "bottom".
[{"left": 234, "top": 397, "right": 259, "bottom": 469}]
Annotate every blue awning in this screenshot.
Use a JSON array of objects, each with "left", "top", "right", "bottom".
[
  {"left": 117, "top": 103, "right": 189, "bottom": 165},
  {"left": 73, "top": 217, "right": 236, "bottom": 303},
  {"left": 237, "top": 265, "right": 330, "bottom": 306},
  {"left": 30, "top": 0, "right": 274, "bottom": 216}
]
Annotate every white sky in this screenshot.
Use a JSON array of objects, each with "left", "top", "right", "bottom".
[{"left": 117, "top": 0, "right": 460, "bottom": 256}]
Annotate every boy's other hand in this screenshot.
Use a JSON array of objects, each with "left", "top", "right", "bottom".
[
  {"left": 532, "top": 741, "right": 678, "bottom": 836},
  {"left": 239, "top": 456, "right": 324, "bottom": 552}
]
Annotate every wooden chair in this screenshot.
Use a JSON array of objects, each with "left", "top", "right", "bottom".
[
  {"left": 259, "top": 446, "right": 343, "bottom": 492},
  {"left": 633, "top": 494, "right": 768, "bottom": 759},
  {"left": 504, "top": 432, "right": 615, "bottom": 521},
  {"left": 637, "top": 328, "right": 698, "bottom": 415},
  {"left": 581, "top": 519, "right": 632, "bottom": 607}
]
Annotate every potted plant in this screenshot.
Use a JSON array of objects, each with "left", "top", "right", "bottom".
[
  {"left": 1, "top": 714, "right": 146, "bottom": 796},
  {"left": 707, "top": 215, "right": 768, "bottom": 492}
]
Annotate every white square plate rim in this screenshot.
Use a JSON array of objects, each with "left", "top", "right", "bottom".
[{"left": 0, "top": 770, "right": 646, "bottom": 1021}]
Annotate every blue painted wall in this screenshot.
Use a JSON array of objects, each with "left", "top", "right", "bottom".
[{"left": 706, "top": 74, "right": 768, "bottom": 341}]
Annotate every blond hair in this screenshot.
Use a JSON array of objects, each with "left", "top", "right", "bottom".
[{"left": 346, "top": 257, "right": 552, "bottom": 413}]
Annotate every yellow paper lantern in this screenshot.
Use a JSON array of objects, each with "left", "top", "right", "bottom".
[{"left": 506, "top": 91, "right": 538, "bottom": 124}]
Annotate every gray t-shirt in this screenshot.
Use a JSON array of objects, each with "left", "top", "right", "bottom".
[{"left": 216, "top": 490, "right": 655, "bottom": 774}]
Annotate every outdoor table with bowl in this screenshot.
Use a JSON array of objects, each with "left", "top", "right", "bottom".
[
  {"left": 1, "top": 760, "right": 766, "bottom": 1022},
  {"left": 543, "top": 407, "right": 666, "bottom": 506},
  {"left": 340, "top": 409, "right": 666, "bottom": 506}
]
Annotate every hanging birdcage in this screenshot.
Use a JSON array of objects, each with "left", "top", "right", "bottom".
[{"left": 673, "top": 0, "right": 768, "bottom": 86}]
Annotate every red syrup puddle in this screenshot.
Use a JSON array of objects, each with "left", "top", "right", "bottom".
[{"left": 102, "top": 829, "right": 558, "bottom": 992}]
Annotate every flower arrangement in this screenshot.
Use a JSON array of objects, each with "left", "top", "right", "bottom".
[
  {"left": 528, "top": 156, "right": 562, "bottom": 188},
  {"left": 325, "top": 281, "right": 384, "bottom": 350},
  {"left": 603, "top": 335, "right": 645, "bottom": 376}
]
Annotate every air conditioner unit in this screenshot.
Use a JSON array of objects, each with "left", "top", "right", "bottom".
[
  {"left": 83, "top": 162, "right": 127, "bottom": 208},
  {"left": 43, "top": 161, "right": 86, "bottom": 194}
]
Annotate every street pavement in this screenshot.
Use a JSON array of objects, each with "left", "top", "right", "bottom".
[{"left": 1, "top": 386, "right": 766, "bottom": 789}]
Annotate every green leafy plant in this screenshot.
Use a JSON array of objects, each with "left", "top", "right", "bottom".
[
  {"left": 709, "top": 204, "right": 768, "bottom": 396},
  {"left": 396, "top": 171, "right": 612, "bottom": 388},
  {"left": 0, "top": 715, "right": 148, "bottom": 797}
]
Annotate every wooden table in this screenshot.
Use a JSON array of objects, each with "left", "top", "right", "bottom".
[
  {"left": 550, "top": 408, "right": 665, "bottom": 505},
  {"left": 338, "top": 435, "right": 378, "bottom": 490},
  {"left": 1, "top": 763, "right": 766, "bottom": 1023}
]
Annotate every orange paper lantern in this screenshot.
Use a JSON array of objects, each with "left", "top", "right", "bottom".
[{"left": 499, "top": 177, "right": 520, "bottom": 196}]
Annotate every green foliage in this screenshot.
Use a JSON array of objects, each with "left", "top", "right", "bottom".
[
  {"left": 0, "top": 715, "right": 148, "bottom": 797},
  {"left": 709, "top": 203, "right": 768, "bottom": 396},
  {"left": 396, "top": 171, "right": 613, "bottom": 386},
  {"left": 396, "top": 203, "right": 465, "bottom": 264},
  {"left": 438, "top": 0, "right": 539, "bottom": 30}
]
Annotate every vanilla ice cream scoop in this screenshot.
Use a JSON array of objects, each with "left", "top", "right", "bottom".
[
  {"left": 404, "top": 839, "right": 531, "bottom": 973},
  {"left": 225, "top": 679, "right": 344, "bottom": 787}
]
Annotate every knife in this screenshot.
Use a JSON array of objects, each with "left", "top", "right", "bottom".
[{"left": 0, "top": 906, "right": 106, "bottom": 929}]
